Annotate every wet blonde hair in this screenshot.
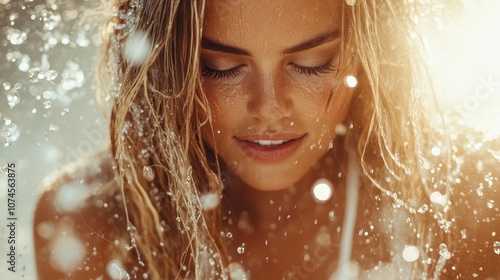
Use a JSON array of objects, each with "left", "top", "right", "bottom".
[{"left": 99, "top": 0, "right": 450, "bottom": 278}]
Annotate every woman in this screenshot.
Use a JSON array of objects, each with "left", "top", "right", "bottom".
[{"left": 34, "top": 0, "right": 500, "bottom": 279}]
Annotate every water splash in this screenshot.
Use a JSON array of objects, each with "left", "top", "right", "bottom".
[
  {"left": 6, "top": 28, "right": 28, "bottom": 45},
  {"left": 0, "top": 118, "right": 20, "bottom": 146},
  {"left": 432, "top": 243, "right": 451, "bottom": 280},
  {"left": 37, "top": 9, "right": 61, "bottom": 31}
]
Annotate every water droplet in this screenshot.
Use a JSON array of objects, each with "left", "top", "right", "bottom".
[
  {"left": 335, "top": 123, "right": 347, "bottom": 135},
  {"left": 328, "top": 210, "right": 335, "bottom": 221},
  {"left": 7, "top": 28, "right": 27, "bottom": 45},
  {"left": 106, "top": 259, "right": 130, "bottom": 280},
  {"left": 487, "top": 200, "right": 495, "bottom": 209},
  {"left": 237, "top": 243, "right": 245, "bottom": 254},
  {"left": 123, "top": 31, "right": 152, "bottom": 66},
  {"left": 431, "top": 146, "right": 441, "bottom": 157},
  {"left": 344, "top": 75, "right": 358, "bottom": 88},
  {"left": 61, "top": 61, "right": 84, "bottom": 91},
  {"left": 5, "top": 89, "right": 20, "bottom": 108},
  {"left": 45, "top": 70, "right": 58, "bottom": 81},
  {"left": 430, "top": 191, "right": 447, "bottom": 206},
  {"left": 417, "top": 204, "right": 429, "bottom": 214},
  {"left": 438, "top": 243, "right": 451, "bottom": 260},
  {"left": 315, "top": 226, "right": 331, "bottom": 246},
  {"left": 1, "top": 119, "right": 20, "bottom": 146},
  {"left": 3, "top": 82, "right": 11, "bottom": 90},
  {"left": 43, "top": 101, "right": 52, "bottom": 109},
  {"left": 38, "top": 9, "right": 61, "bottom": 31},
  {"left": 142, "top": 166, "right": 155, "bottom": 181},
  {"left": 461, "top": 229, "right": 467, "bottom": 239},
  {"left": 494, "top": 241, "right": 500, "bottom": 255},
  {"left": 61, "top": 108, "right": 69, "bottom": 116},
  {"left": 346, "top": 0, "right": 356, "bottom": 6},
  {"left": 402, "top": 245, "right": 420, "bottom": 262},
  {"left": 36, "top": 222, "right": 55, "bottom": 239},
  {"left": 476, "top": 185, "right": 484, "bottom": 197},
  {"left": 75, "top": 31, "right": 90, "bottom": 47},
  {"left": 312, "top": 178, "right": 333, "bottom": 203},
  {"left": 225, "top": 231, "right": 233, "bottom": 239},
  {"left": 228, "top": 262, "right": 249, "bottom": 280},
  {"left": 199, "top": 192, "right": 220, "bottom": 211},
  {"left": 50, "top": 235, "right": 86, "bottom": 273},
  {"left": 54, "top": 183, "right": 93, "bottom": 213},
  {"left": 49, "top": 125, "right": 59, "bottom": 131}
]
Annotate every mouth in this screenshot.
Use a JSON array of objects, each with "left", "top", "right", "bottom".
[{"left": 235, "top": 134, "right": 307, "bottom": 162}]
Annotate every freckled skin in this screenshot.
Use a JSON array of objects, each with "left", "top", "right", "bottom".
[
  {"left": 201, "top": 0, "right": 352, "bottom": 191},
  {"left": 201, "top": 0, "right": 360, "bottom": 278}
]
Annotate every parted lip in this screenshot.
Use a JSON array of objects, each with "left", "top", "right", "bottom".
[{"left": 235, "top": 133, "right": 306, "bottom": 141}]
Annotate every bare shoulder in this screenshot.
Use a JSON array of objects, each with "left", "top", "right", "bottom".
[
  {"left": 34, "top": 150, "right": 128, "bottom": 280},
  {"left": 443, "top": 131, "right": 500, "bottom": 279}
]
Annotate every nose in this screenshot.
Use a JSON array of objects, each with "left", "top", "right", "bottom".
[{"left": 247, "top": 71, "right": 293, "bottom": 122}]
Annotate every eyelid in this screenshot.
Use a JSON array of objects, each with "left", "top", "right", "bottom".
[
  {"left": 291, "top": 58, "right": 338, "bottom": 76},
  {"left": 201, "top": 64, "right": 244, "bottom": 80}
]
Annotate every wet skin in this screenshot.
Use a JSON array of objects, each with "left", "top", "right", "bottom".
[{"left": 200, "top": 0, "right": 357, "bottom": 278}]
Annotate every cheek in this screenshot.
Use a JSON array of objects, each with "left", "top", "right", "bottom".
[
  {"left": 290, "top": 77, "right": 340, "bottom": 119},
  {"left": 202, "top": 83, "right": 246, "bottom": 130}
]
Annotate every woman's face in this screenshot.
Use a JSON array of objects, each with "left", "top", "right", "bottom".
[{"left": 201, "top": 0, "right": 353, "bottom": 191}]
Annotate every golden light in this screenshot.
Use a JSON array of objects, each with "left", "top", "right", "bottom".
[{"left": 422, "top": 0, "right": 500, "bottom": 135}]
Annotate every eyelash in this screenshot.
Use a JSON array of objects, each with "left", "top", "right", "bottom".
[
  {"left": 201, "top": 65, "right": 243, "bottom": 80},
  {"left": 291, "top": 59, "right": 337, "bottom": 76},
  {"left": 201, "top": 59, "right": 337, "bottom": 80}
]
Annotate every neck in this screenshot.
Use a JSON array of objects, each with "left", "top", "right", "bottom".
[{"left": 222, "top": 147, "right": 345, "bottom": 234}]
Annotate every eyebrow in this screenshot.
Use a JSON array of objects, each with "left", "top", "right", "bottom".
[{"left": 201, "top": 29, "right": 341, "bottom": 56}]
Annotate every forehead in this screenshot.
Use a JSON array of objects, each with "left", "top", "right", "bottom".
[{"left": 203, "top": 0, "right": 343, "bottom": 50}]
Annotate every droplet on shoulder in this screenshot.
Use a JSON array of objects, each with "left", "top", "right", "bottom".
[
  {"left": 227, "top": 262, "right": 249, "bottom": 280},
  {"left": 50, "top": 234, "right": 86, "bottom": 273},
  {"left": 106, "top": 259, "right": 130, "bottom": 280}
]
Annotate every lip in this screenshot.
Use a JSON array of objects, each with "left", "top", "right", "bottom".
[{"left": 235, "top": 134, "right": 306, "bottom": 162}]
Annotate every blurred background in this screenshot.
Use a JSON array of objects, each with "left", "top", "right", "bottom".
[{"left": 0, "top": 0, "right": 499, "bottom": 279}]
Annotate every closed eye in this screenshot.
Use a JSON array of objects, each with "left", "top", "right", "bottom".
[
  {"left": 291, "top": 59, "right": 337, "bottom": 76},
  {"left": 201, "top": 64, "right": 243, "bottom": 80}
]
